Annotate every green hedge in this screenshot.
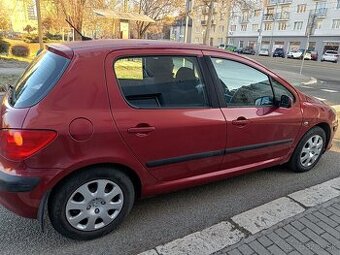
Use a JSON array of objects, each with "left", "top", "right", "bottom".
[{"left": 11, "top": 45, "right": 30, "bottom": 57}]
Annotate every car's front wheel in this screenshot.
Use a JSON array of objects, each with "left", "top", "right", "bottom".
[
  {"left": 289, "top": 127, "right": 326, "bottom": 172},
  {"left": 48, "top": 167, "right": 135, "bottom": 240}
]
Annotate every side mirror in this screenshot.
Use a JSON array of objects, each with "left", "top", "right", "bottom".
[
  {"left": 279, "top": 95, "right": 292, "bottom": 108},
  {"left": 255, "top": 96, "right": 273, "bottom": 106}
]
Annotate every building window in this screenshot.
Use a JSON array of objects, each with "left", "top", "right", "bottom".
[
  {"left": 252, "top": 24, "right": 259, "bottom": 32},
  {"left": 332, "top": 19, "right": 340, "bottom": 29},
  {"left": 230, "top": 25, "right": 236, "bottom": 31},
  {"left": 264, "top": 22, "right": 273, "bottom": 31},
  {"left": 278, "top": 22, "right": 287, "bottom": 30},
  {"left": 293, "top": 21, "right": 303, "bottom": 30},
  {"left": 195, "top": 38, "right": 200, "bottom": 43},
  {"left": 241, "top": 24, "right": 247, "bottom": 31},
  {"left": 240, "top": 41, "right": 244, "bottom": 48},
  {"left": 219, "top": 25, "right": 224, "bottom": 32},
  {"left": 337, "top": 0, "right": 340, "bottom": 9},
  {"left": 316, "top": 19, "right": 322, "bottom": 29},
  {"left": 254, "top": 9, "right": 261, "bottom": 17},
  {"left": 297, "top": 4, "right": 306, "bottom": 13}
]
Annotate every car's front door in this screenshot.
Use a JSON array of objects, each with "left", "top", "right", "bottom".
[
  {"left": 105, "top": 49, "right": 227, "bottom": 182},
  {"left": 204, "top": 51, "right": 303, "bottom": 171}
]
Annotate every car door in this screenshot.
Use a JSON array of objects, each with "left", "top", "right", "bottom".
[
  {"left": 105, "top": 49, "right": 227, "bottom": 182},
  {"left": 203, "top": 51, "right": 303, "bottom": 171}
]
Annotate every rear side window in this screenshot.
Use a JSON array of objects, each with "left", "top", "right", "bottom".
[
  {"left": 113, "top": 56, "right": 209, "bottom": 108},
  {"left": 11, "top": 50, "right": 70, "bottom": 108}
]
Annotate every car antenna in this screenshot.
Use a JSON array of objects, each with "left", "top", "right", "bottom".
[{"left": 65, "top": 19, "right": 92, "bottom": 41}]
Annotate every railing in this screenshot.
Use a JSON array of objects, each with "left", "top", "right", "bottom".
[
  {"left": 276, "top": 12, "right": 290, "bottom": 20},
  {"left": 267, "top": 0, "right": 292, "bottom": 5},
  {"left": 263, "top": 13, "right": 274, "bottom": 21}
]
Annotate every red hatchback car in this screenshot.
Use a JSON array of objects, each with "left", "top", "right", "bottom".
[{"left": 0, "top": 40, "right": 338, "bottom": 240}]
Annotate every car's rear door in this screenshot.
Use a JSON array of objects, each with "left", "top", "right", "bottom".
[
  {"left": 203, "top": 50, "right": 303, "bottom": 171},
  {"left": 105, "top": 49, "right": 226, "bottom": 182}
]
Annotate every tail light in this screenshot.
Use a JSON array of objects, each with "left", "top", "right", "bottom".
[{"left": 0, "top": 129, "right": 57, "bottom": 161}]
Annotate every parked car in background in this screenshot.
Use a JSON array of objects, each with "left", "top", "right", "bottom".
[
  {"left": 0, "top": 40, "right": 337, "bottom": 240},
  {"left": 287, "top": 49, "right": 311, "bottom": 60},
  {"left": 321, "top": 50, "right": 339, "bottom": 63},
  {"left": 242, "top": 47, "right": 256, "bottom": 55},
  {"left": 217, "top": 44, "right": 237, "bottom": 52},
  {"left": 259, "top": 48, "right": 269, "bottom": 56},
  {"left": 310, "top": 51, "right": 318, "bottom": 61},
  {"left": 234, "top": 47, "right": 243, "bottom": 54},
  {"left": 273, "top": 48, "right": 285, "bottom": 58}
]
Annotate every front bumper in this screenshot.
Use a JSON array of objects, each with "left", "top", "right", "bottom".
[{"left": 0, "top": 171, "right": 40, "bottom": 192}]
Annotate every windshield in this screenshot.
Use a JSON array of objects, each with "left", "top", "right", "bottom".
[{"left": 11, "top": 50, "right": 70, "bottom": 108}]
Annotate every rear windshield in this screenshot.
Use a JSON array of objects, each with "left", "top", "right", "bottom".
[
  {"left": 326, "top": 51, "right": 338, "bottom": 54},
  {"left": 10, "top": 50, "right": 70, "bottom": 108}
]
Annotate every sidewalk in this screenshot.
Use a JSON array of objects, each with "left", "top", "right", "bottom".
[
  {"left": 140, "top": 177, "right": 340, "bottom": 255},
  {"left": 215, "top": 197, "right": 340, "bottom": 255}
]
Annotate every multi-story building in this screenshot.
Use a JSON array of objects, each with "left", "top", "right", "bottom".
[
  {"left": 228, "top": 0, "right": 340, "bottom": 57},
  {"left": 170, "top": 0, "right": 230, "bottom": 46}
]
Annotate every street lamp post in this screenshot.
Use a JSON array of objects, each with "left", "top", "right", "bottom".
[{"left": 36, "top": 0, "right": 43, "bottom": 50}]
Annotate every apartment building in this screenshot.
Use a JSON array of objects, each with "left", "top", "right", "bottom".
[
  {"left": 171, "top": 0, "right": 230, "bottom": 46},
  {"left": 228, "top": 0, "right": 340, "bottom": 57}
]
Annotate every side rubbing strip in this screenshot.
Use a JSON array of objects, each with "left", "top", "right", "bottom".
[
  {"left": 146, "top": 139, "right": 293, "bottom": 168},
  {"left": 224, "top": 139, "right": 293, "bottom": 154},
  {"left": 146, "top": 150, "right": 225, "bottom": 168}
]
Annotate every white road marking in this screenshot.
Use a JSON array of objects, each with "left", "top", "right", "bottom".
[
  {"left": 301, "top": 77, "right": 317, "bottom": 85},
  {"left": 231, "top": 198, "right": 304, "bottom": 235},
  {"left": 138, "top": 177, "right": 340, "bottom": 255},
  {"left": 300, "top": 85, "right": 312, "bottom": 88},
  {"left": 288, "top": 180, "right": 340, "bottom": 207},
  {"left": 314, "top": 96, "right": 326, "bottom": 101},
  {"left": 155, "top": 222, "right": 244, "bottom": 255},
  {"left": 321, "top": 89, "right": 339, "bottom": 93}
]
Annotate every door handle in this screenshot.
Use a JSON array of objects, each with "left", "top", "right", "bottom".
[
  {"left": 232, "top": 117, "right": 250, "bottom": 127},
  {"left": 127, "top": 126, "right": 155, "bottom": 134}
]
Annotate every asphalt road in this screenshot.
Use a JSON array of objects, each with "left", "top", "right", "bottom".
[
  {"left": 0, "top": 58, "right": 340, "bottom": 255},
  {"left": 248, "top": 55, "right": 340, "bottom": 106}
]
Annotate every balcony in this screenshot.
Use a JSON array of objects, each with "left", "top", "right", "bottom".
[
  {"left": 315, "top": 8, "right": 327, "bottom": 18},
  {"left": 263, "top": 13, "right": 274, "bottom": 21},
  {"left": 239, "top": 17, "right": 250, "bottom": 23},
  {"left": 267, "top": 0, "right": 292, "bottom": 6},
  {"left": 200, "top": 20, "right": 216, "bottom": 26},
  {"left": 276, "top": 12, "right": 290, "bottom": 20}
]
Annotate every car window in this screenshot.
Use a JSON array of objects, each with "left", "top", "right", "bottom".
[
  {"left": 114, "top": 56, "right": 209, "bottom": 108},
  {"left": 11, "top": 50, "right": 70, "bottom": 108},
  {"left": 270, "top": 79, "right": 295, "bottom": 102},
  {"left": 211, "top": 58, "right": 274, "bottom": 107}
]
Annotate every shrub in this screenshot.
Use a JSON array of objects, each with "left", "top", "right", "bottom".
[
  {"left": 0, "top": 40, "right": 10, "bottom": 54},
  {"left": 11, "top": 45, "right": 30, "bottom": 57}
]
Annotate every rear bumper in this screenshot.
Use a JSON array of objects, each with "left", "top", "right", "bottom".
[{"left": 0, "top": 171, "right": 40, "bottom": 192}]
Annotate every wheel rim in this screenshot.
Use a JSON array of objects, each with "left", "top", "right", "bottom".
[
  {"left": 65, "top": 179, "right": 124, "bottom": 232},
  {"left": 299, "top": 135, "right": 323, "bottom": 168}
]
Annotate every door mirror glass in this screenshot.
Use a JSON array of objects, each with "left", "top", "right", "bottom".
[
  {"left": 255, "top": 96, "right": 273, "bottom": 106},
  {"left": 279, "top": 95, "right": 292, "bottom": 108}
]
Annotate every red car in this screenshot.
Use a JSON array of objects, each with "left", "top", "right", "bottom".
[{"left": 0, "top": 40, "right": 338, "bottom": 240}]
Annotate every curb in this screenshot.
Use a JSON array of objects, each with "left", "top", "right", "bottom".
[{"left": 139, "top": 177, "right": 340, "bottom": 255}]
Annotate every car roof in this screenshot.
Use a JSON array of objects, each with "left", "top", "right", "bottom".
[{"left": 50, "top": 39, "right": 228, "bottom": 55}]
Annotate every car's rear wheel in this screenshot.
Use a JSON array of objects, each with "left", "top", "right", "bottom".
[
  {"left": 48, "top": 167, "right": 135, "bottom": 240},
  {"left": 289, "top": 127, "right": 326, "bottom": 172}
]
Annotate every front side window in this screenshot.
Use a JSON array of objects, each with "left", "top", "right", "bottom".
[
  {"left": 114, "top": 56, "right": 208, "bottom": 108},
  {"left": 211, "top": 58, "right": 273, "bottom": 107},
  {"left": 270, "top": 79, "right": 295, "bottom": 102}
]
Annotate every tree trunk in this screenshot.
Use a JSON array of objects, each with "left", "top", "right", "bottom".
[{"left": 203, "top": 0, "right": 214, "bottom": 46}]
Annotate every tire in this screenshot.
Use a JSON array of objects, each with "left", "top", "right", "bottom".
[
  {"left": 48, "top": 167, "right": 135, "bottom": 240},
  {"left": 289, "top": 127, "right": 326, "bottom": 172}
]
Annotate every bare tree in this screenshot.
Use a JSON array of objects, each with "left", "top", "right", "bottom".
[{"left": 132, "top": 0, "right": 183, "bottom": 39}]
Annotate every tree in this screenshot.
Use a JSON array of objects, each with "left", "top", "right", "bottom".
[
  {"left": 132, "top": 0, "right": 183, "bottom": 39},
  {"left": 0, "top": 2, "right": 11, "bottom": 31},
  {"left": 194, "top": 0, "right": 254, "bottom": 45},
  {"left": 23, "top": 24, "right": 37, "bottom": 34}
]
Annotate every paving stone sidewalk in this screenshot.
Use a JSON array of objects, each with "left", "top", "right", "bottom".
[{"left": 215, "top": 196, "right": 340, "bottom": 255}]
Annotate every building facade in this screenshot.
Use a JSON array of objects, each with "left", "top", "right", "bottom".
[{"left": 228, "top": 0, "right": 340, "bottom": 58}]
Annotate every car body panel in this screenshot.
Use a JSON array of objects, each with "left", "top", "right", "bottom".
[{"left": 0, "top": 40, "right": 336, "bottom": 219}]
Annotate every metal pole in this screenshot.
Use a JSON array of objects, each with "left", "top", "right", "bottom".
[
  {"left": 256, "top": 7, "right": 265, "bottom": 55},
  {"left": 299, "top": 34, "right": 310, "bottom": 74},
  {"left": 36, "top": 0, "right": 44, "bottom": 50},
  {"left": 269, "top": 3, "right": 278, "bottom": 56},
  {"left": 184, "top": 0, "right": 194, "bottom": 43}
]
